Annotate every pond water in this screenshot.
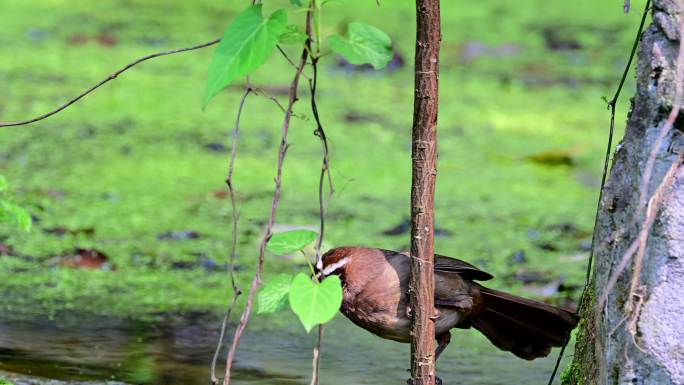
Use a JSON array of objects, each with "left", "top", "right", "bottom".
[{"left": 0, "top": 312, "right": 569, "bottom": 385}]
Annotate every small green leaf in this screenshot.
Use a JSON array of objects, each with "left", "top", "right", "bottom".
[
  {"left": 0, "top": 200, "right": 31, "bottom": 232},
  {"left": 289, "top": 273, "right": 343, "bottom": 332},
  {"left": 258, "top": 274, "right": 293, "bottom": 314},
  {"left": 0, "top": 379, "right": 16, "bottom": 385},
  {"left": 204, "top": 5, "right": 288, "bottom": 108},
  {"left": 14, "top": 207, "right": 31, "bottom": 232},
  {"left": 328, "top": 22, "right": 393, "bottom": 69},
  {"left": 267, "top": 229, "right": 318, "bottom": 255},
  {"left": 279, "top": 25, "right": 308, "bottom": 45},
  {"left": 290, "top": 0, "right": 305, "bottom": 6},
  {"left": 0, "top": 176, "right": 7, "bottom": 193}
]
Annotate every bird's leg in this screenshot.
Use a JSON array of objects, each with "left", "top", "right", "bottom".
[
  {"left": 432, "top": 332, "right": 451, "bottom": 385},
  {"left": 435, "top": 331, "right": 451, "bottom": 362}
]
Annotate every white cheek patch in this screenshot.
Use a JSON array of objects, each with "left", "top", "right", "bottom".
[{"left": 322, "top": 257, "right": 350, "bottom": 276}]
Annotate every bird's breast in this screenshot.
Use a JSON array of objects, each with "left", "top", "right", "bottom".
[
  {"left": 337, "top": 248, "right": 472, "bottom": 343},
  {"left": 340, "top": 254, "right": 412, "bottom": 342}
]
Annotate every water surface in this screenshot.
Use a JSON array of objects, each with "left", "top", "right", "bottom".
[{"left": 0, "top": 313, "right": 569, "bottom": 385}]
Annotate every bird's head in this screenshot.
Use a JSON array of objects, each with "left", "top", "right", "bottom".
[{"left": 316, "top": 247, "right": 353, "bottom": 281}]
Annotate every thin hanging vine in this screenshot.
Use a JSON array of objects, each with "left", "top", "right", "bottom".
[
  {"left": 202, "top": 2, "right": 394, "bottom": 384},
  {"left": 0, "top": 1, "right": 395, "bottom": 383}
]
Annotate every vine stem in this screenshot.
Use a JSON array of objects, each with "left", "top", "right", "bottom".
[
  {"left": 210, "top": 86, "right": 251, "bottom": 385},
  {"left": 221, "top": 9, "right": 314, "bottom": 385},
  {"left": 545, "top": 1, "right": 651, "bottom": 383},
  {"left": 0, "top": 42, "right": 300, "bottom": 128},
  {"left": 0, "top": 39, "right": 220, "bottom": 127},
  {"left": 307, "top": 0, "right": 335, "bottom": 382}
]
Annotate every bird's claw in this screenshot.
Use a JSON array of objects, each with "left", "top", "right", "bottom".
[{"left": 405, "top": 305, "right": 441, "bottom": 320}]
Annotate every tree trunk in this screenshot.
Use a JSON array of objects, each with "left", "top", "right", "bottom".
[
  {"left": 566, "top": 1, "right": 684, "bottom": 384},
  {"left": 409, "top": 0, "right": 441, "bottom": 385}
]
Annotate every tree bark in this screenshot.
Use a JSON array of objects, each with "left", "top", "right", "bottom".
[
  {"left": 409, "top": 1, "right": 441, "bottom": 385},
  {"left": 565, "top": 1, "right": 684, "bottom": 384}
]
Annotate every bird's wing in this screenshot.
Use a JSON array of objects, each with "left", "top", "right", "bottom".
[{"left": 434, "top": 255, "right": 494, "bottom": 281}]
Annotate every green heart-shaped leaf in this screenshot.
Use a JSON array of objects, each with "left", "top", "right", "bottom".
[
  {"left": 257, "top": 274, "right": 293, "bottom": 314},
  {"left": 204, "top": 5, "right": 287, "bottom": 108},
  {"left": 289, "top": 273, "right": 343, "bottom": 332},
  {"left": 328, "top": 22, "right": 393, "bottom": 69},
  {"left": 279, "top": 24, "right": 308, "bottom": 45},
  {"left": 267, "top": 229, "right": 318, "bottom": 255}
]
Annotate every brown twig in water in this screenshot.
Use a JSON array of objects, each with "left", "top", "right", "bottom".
[
  {"left": 221, "top": 9, "right": 313, "bottom": 385},
  {"left": 0, "top": 39, "right": 220, "bottom": 128},
  {"left": 210, "top": 87, "right": 251, "bottom": 385}
]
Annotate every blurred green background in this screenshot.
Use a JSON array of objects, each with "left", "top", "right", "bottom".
[
  {"left": 0, "top": 0, "right": 643, "bottom": 318},
  {"left": 0, "top": 1, "right": 648, "bottom": 384}
]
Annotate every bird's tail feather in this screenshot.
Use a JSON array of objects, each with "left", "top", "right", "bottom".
[{"left": 469, "top": 286, "right": 578, "bottom": 360}]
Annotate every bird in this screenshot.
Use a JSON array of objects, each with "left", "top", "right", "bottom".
[{"left": 318, "top": 246, "right": 578, "bottom": 362}]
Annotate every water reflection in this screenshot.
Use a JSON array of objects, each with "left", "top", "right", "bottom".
[{"left": 0, "top": 312, "right": 569, "bottom": 384}]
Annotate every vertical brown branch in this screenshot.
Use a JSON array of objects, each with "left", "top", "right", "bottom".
[
  {"left": 221, "top": 9, "right": 313, "bottom": 385},
  {"left": 409, "top": 1, "right": 441, "bottom": 385}
]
